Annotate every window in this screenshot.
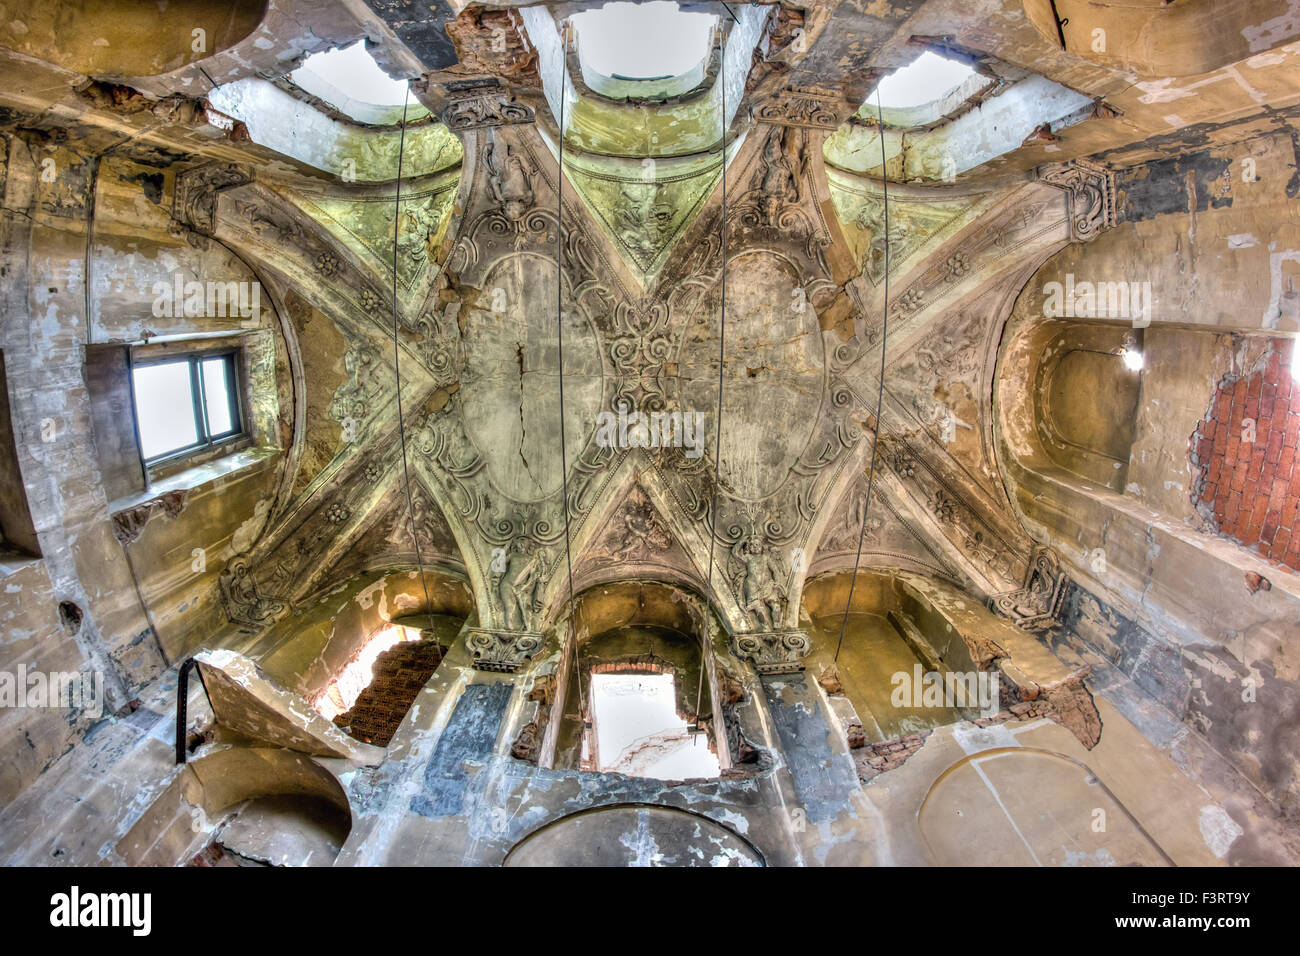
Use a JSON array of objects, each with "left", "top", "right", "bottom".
[
  {"left": 131, "top": 352, "right": 242, "bottom": 463},
  {"left": 570, "top": 1, "right": 716, "bottom": 81},
  {"left": 286, "top": 41, "right": 430, "bottom": 126},
  {"left": 586, "top": 671, "right": 720, "bottom": 780},
  {"left": 871, "top": 51, "right": 981, "bottom": 109}
]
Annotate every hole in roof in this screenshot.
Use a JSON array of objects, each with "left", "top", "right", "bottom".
[
  {"left": 870, "top": 50, "right": 980, "bottom": 110},
  {"left": 571, "top": 1, "right": 716, "bottom": 80},
  {"left": 289, "top": 41, "right": 428, "bottom": 125},
  {"left": 586, "top": 672, "right": 720, "bottom": 780}
]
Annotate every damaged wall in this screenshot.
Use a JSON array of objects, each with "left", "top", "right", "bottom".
[{"left": 996, "top": 120, "right": 1300, "bottom": 819}]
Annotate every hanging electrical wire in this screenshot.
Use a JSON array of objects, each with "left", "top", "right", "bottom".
[
  {"left": 391, "top": 89, "right": 440, "bottom": 639},
  {"left": 696, "top": 6, "right": 738, "bottom": 738},
  {"left": 555, "top": 25, "right": 585, "bottom": 725},
  {"left": 833, "top": 90, "right": 892, "bottom": 664}
]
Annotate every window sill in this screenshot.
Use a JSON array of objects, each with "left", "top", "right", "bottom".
[
  {"left": 109, "top": 446, "right": 279, "bottom": 516},
  {"left": 147, "top": 434, "right": 254, "bottom": 483}
]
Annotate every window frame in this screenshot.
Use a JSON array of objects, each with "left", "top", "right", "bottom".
[{"left": 130, "top": 348, "right": 246, "bottom": 467}]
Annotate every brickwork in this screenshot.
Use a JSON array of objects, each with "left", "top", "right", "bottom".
[
  {"left": 855, "top": 731, "right": 932, "bottom": 782},
  {"left": 1191, "top": 339, "right": 1300, "bottom": 570},
  {"left": 854, "top": 699, "right": 1056, "bottom": 783},
  {"left": 332, "top": 640, "right": 446, "bottom": 746}
]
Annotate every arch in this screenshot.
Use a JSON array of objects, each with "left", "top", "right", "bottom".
[
  {"left": 993, "top": 304, "right": 1300, "bottom": 643},
  {"left": 503, "top": 803, "right": 764, "bottom": 867},
  {"left": 534, "top": 452, "right": 749, "bottom": 634},
  {"left": 182, "top": 747, "right": 353, "bottom": 867},
  {"left": 1005, "top": 318, "right": 1142, "bottom": 493},
  {"left": 539, "top": 578, "right": 733, "bottom": 776},
  {"left": 918, "top": 746, "right": 1173, "bottom": 866},
  {"left": 801, "top": 568, "right": 1036, "bottom": 742},
  {"left": 247, "top": 567, "right": 472, "bottom": 708}
]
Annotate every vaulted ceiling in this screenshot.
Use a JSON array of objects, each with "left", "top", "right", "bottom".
[{"left": 3, "top": 0, "right": 1298, "bottom": 669}]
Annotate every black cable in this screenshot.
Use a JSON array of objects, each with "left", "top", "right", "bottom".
[
  {"left": 391, "top": 89, "right": 439, "bottom": 638},
  {"left": 697, "top": 6, "right": 736, "bottom": 736},
  {"left": 554, "top": 28, "right": 585, "bottom": 725},
  {"left": 834, "top": 89, "right": 891, "bottom": 663}
]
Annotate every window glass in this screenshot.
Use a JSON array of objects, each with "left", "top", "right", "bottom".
[
  {"left": 202, "top": 357, "right": 235, "bottom": 437},
  {"left": 132, "top": 361, "right": 199, "bottom": 459},
  {"left": 131, "top": 352, "right": 242, "bottom": 463}
]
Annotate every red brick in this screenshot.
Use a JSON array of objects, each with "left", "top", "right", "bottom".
[
  {"left": 1262, "top": 514, "right": 1279, "bottom": 545},
  {"left": 1225, "top": 492, "right": 1242, "bottom": 523},
  {"left": 1249, "top": 375, "right": 1263, "bottom": 398},
  {"left": 1234, "top": 378, "right": 1249, "bottom": 405},
  {"left": 1278, "top": 444, "right": 1295, "bottom": 476},
  {"left": 1231, "top": 463, "right": 1248, "bottom": 492},
  {"left": 1250, "top": 446, "right": 1268, "bottom": 476},
  {"left": 1251, "top": 494, "right": 1270, "bottom": 527},
  {"left": 1245, "top": 395, "right": 1260, "bottom": 419},
  {"left": 1267, "top": 432, "right": 1284, "bottom": 464},
  {"left": 1269, "top": 481, "right": 1289, "bottom": 513},
  {"left": 1282, "top": 497, "right": 1300, "bottom": 529},
  {"left": 1272, "top": 528, "right": 1292, "bottom": 560}
]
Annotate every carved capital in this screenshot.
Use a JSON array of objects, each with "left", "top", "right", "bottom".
[
  {"left": 440, "top": 84, "right": 534, "bottom": 131},
  {"left": 465, "top": 627, "right": 544, "bottom": 673},
  {"left": 733, "top": 629, "right": 812, "bottom": 675},
  {"left": 1036, "top": 159, "right": 1115, "bottom": 243},
  {"left": 173, "top": 161, "right": 252, "bottom": 236},
  {"left": 752, "top": 87, "right": 850, "bottom": 130}
]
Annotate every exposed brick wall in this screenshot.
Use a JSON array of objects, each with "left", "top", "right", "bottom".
[
  {"left": 1191, "top": 339, "right": 1300, "bottom": 569},
  {"left": 333, "top": 640, "right": 446, "bottom": 746},
  {"left": 855, "top": 731, "right": 932, "bottom": 782}
]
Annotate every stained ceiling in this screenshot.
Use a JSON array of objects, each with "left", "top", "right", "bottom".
[{"left": 1, "top": 0, "right": 1298, "bottom": 673}]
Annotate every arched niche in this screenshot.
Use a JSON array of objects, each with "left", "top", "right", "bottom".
[
  {"left": 802, "top": 570, "right": 1016, "bottom": 742},
  {"left": 1011, "top": 319, "right": 1143, "bottom": 493},
  {"left": 240, "top": 568, "right": 473, "bottom": 745},
  {"left": 184, "top": 747, "right": 352, "bottom": 867},
  {"left": 120, "top": 745, "right": 354, "bottom": 866},
  {"left": 1022, "top": 0, "right": 1298, "bottom": 79},
  {"left": 504, "top": 804, "right": 764, "bottom": 867},
  {"left": 995, "top": 302, "right": 1300, "bottom": 676},
  {"left": 539, "top": 579, "right": 733, "bottom": 778}
]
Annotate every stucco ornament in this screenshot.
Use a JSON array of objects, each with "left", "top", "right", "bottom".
[
  {"left": 494, "top": 544, "right": 546, "bottom": 631},
  {"left": 732, "top": 536, "right": 788, "bottom": 630}
]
